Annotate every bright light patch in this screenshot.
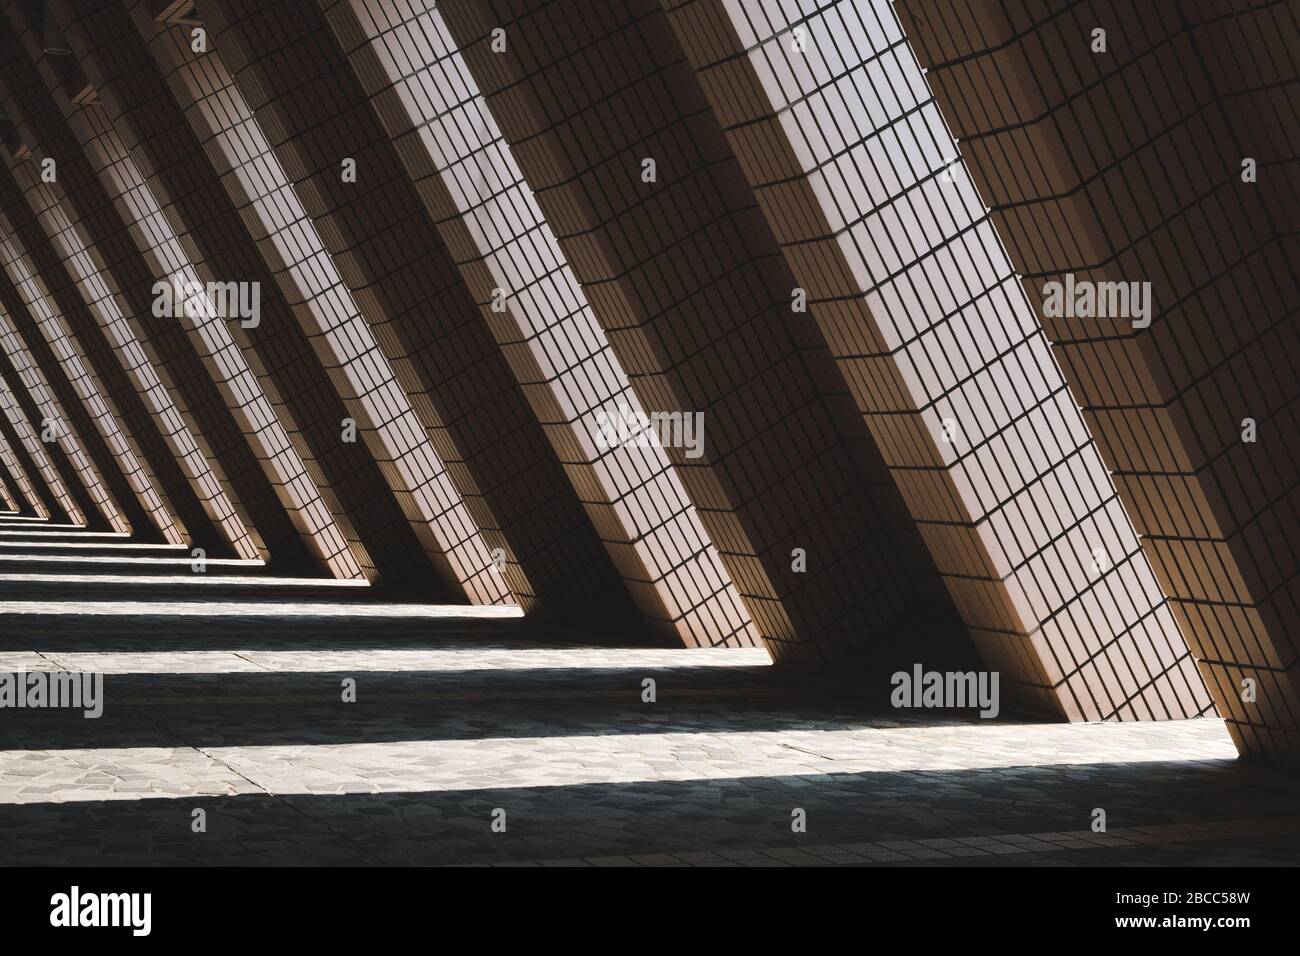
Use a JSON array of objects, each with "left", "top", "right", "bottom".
[
  {"left": 0, "top": 600, "right": 522, "bottom": 617},
  {"left": 0, "top": 530, "right": 130, "bottom": 540},
  {"left": 11, "top": 646, "right": 770, "bottom": 674},
  {"left": 0, "top": 541, "right": 188, "bottom": 552},
  {"left": 0, "top": 520, "right": 82, "bottom": 528},
  {"left": 0, "top": 554, "right": 265, "bottom": 567},
  {"left": 0, "top": 718, "right": 1239, "bottom": 804},
  {"left": 0, "top": 572, "right": 365, "bottom": 587}
]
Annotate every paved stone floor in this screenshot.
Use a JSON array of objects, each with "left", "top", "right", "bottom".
[{"left": 1, "top": 518, "right": 1298, "bottom": 866}]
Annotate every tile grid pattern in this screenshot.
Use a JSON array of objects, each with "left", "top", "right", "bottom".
[
  {"left": 437, "top": 0, "right": 959, "bottom": 669},
  {"left": 203, "top": 0, "right": 639, "bottom": 622},
  {"left": 325, "top": 0, "right": 759, "bottom": 647},
  {"left": 49, "top": 103, "right": 268, "bottom": 557},
  {"left": 0, "top": 425, "right": 40, "bottom": 514},
  {"left": 1, "top": 128, "right": 276, "bottom": 561},
  {"left": 660, "top": 0, "right": 1211, "bottom": 721},
  {"left": 895, "top": 0, "right": 1299, "bottom": 762},
  {"left": 59, "top": 0, "right": 379, "bottom": 575},
  {"left": 142, "top": 5, "right": 510, "bottom": 603},
  {"left": 0, "top": 39, "right": 244, "bottom": 546},
  {"left": 0, "top": 366, "right": 79, "bottom": 521},
  {"left": 1, "top": 14, "right": 287, "bottom": 556},
  {"left": 0, "top": 191, "right": 131, "bottom": 531},
  {"left": 63, "top": 10, "right": 407, "bottom": 579},
  {"left": 0, "top": 261, "right": 126, "bottom": 535},
  {"left": 3, "top": 0, "right": 1293, "bottom": 768}
]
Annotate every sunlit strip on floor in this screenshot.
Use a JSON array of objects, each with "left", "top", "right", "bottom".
[
  {"left": 0, "top": 573, "right": 367, "bottom": 587},
  {"left": 0, "top": 600, "right": 523, "bottom": 617},
  {"left": 0, "top": 541, "right": 189, "bottom": 551},
  {"left": 0, "top": 531, "right": 131, "bottom": 540},
  {"left": 0, "top": 521, "right": 84, "bottom": 529},
  {"left": 0, "top": 646, "right": 771, "bottom": 673},
  {"left": 0, "top": 554, "right": 265, "bottom": 567},
  {"left": 0, "top": 719, "right": 1238, "bottom": 804}
]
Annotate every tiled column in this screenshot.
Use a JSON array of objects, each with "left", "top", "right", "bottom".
[
  {"left": 0, "top": 22, "right": 262, "bottom": 553},
  {"left": 323, "top": 0, "right": 758, "bottom": 646},
  {"left": 659, "top": 0, "right": 1211, "bottom": 719},
  {"left": 896, "top": 0, "right": 1299, "bottom": 759},
  {"left": 435, "top": 0, "right": 960, "bottom": 667},
  {"left": 0, "top": 424, "right": 40, "bottom": 516},
  {"left": 0, "top": 288, "right": 107, "bottom": 528},
  {"left": 80, "top": 103, "right": 405, "bottom": 584},
  {"left": 82, "top": 0, "right": 511, "bottom": 601},
  {"left": 0, "top": 148, "right": 185, "bottom": 543},
  {"left": 47, "top": 2, "right": 377, "bottom": 576},
  {"left": 1, "top": 149, "right": 245, "bottom": 546},
  {"left": 36, "top": 7, "right": 395, "bottom": 582},
  {"left": 192, "top": 0, "right": 639, "bottom": 621},
  {"left": 0, "top": 367, "right": 78, "bottom": 522},
  {"left": 0, "top": 200, "right": 123, "bottom": 532}
]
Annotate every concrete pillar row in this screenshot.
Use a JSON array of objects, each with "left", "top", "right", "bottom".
[
  {"left": 896, "top": 0, "right": 1299, "bottom": 761},
  {"left": 435, "top": 0, "right": 969, "bottom": 669},
  {"left": 65, "top": 0, "right": 514, "bottom": 600},
  {"left": 32, "top": 0, "right": 397, "bottom": 582},
  {"left": 0, "top": 13, "right": 276, "bottom": 554},
  {"left": 197, "top": 0, "right": 646, "bottom": 626},
  {"left": 0, "top": 420, "right": 42, "bottom": 516},
  {"left": 0, "top": 145, "right": 180, "bottom": 543},
  {"left": 656, "top": 0, "right": 1211, "bottom": 721},
  {"left": 0, "top": 199, "right": 121, "bottom": 532},
  {"left": 321, "top": 0, "right": 759, "bottom": 647},
  {"left": 46, "top": 0, "right": 378, "bottom": 576},
  {"left": 0, "top": 366, "right": 78, "bottom": 522}
]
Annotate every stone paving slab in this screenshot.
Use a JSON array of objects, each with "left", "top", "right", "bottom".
[
  {"left": 1, "top": 531, "right": 1297, "bottom": 866},
  {"left": 0, "top": 747, "right": 261, "bottom": 804}
]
